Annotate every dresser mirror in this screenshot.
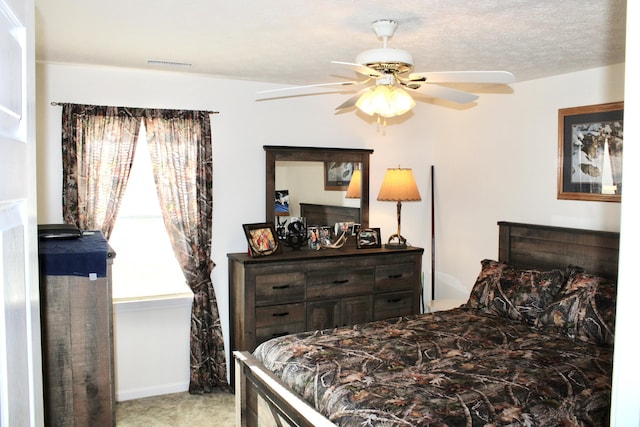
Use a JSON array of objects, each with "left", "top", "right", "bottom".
[{"left": 264, "top": 146, "right": 373, "bottom": 229}]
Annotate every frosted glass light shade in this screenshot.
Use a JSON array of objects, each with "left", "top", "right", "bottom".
[{"left": 355, "top": 85, "right": 416, "bottom": 118}]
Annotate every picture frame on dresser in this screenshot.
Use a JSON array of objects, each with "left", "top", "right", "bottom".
[
  {"left": 557, "top": 101, "right": 624, "bottom": 202},
  {"left": 242, "top": 222, "right": 281, "bottom": 257},
  {"left": 357, "top": 228, "right": 381, "bottom": 249}
]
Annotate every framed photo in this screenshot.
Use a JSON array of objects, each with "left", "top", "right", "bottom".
[
  {"left": 324, "top": 162, "right": 355, "bottom": 191},
  {"left": 557, "top": 101, "right": 623, "bottom": 202},
  {"left": 243, "top": 222, "right": 281, "bottom": 257},
  {"left": 335, "top": 221, "right": 355, "bottom": 236},
  {"left": 274, "top": 189, "right": 289, "bottom": 216},
  {"left": 356, "top": 228, "right": 381, "bottom": 249}
]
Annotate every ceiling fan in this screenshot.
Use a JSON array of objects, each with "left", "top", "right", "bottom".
[{"left": 257, "top": 19, "right": 515, "bottom": 118}]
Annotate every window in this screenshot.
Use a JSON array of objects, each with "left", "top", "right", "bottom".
[{"left": 109, "top": 124, "right": 191, "bottom": 300}]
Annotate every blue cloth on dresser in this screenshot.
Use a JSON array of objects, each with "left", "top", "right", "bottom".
[{"left": 38, "top": 231, "right": 109, "bottom": 277}]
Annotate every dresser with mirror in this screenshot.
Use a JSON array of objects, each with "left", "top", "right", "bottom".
[{"left": 228, "top": 146, "right": 424, "bottom": 364}]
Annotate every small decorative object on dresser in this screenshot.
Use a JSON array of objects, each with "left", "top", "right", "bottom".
[
  {"left": 242, "top": 222, "right": 281, "bottom": 257},
  {"left": 356, "top": 227, "right": 381, "bottom": 249}
]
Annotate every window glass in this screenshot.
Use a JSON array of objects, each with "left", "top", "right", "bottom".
[{"left": 109, "top": 124, "right": 191, "bottom": 300}]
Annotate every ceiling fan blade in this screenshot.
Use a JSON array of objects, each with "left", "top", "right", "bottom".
[
  {"left": 331, "top": 61, "right": 382, "bottom": 78},
  {"left": 410, "top": 84, "right": 479, "bottom": 104},
  {"left": 334, "top": 89, "right": 368, "bottom": 111},
  {"left": 257, "top": 81, "right": 358, "bottom": 97},
  {"left": 408, "top": 71, "right": 516, "bottom": 84}
]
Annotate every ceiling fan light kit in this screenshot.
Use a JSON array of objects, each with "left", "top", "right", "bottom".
[
  {"left": 256, "top": 19, "right": 515, "bottom": 120},
  {"left": 355, "top": 85, "right": 415, "bottom": 118}
]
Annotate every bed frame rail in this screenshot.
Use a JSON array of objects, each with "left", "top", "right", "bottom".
[{"left": 234, "top": 351, "right": 335, "bottom": 427}]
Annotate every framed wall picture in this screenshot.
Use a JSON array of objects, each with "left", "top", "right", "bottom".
[
  {"left": 356, "top": 228, "right": 381, "bottom": 249},
  {"left": 324, "top": 162, "right": 355, "bottom": 191},
  {"left": 557, "top": 101, "right": 623, "bottom": 202},
  {"left": 242, "top": 222, "right": 281, "bottom": 257}
]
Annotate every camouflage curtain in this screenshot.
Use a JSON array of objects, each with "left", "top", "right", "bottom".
[
  {"left": 61, "top": 104, "right": 226, "bottom": 392},
  {"left": 61, "top": 104, "right": 141, "bottom": 238},
  {"left": 143, "top": 110, "right": 227, "bottom": 392}
]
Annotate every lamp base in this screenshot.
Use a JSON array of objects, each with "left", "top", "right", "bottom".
[{"left": 385, "top": 234, "right": 407, "bottom": 250}]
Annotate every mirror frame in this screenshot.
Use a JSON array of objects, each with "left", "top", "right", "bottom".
[{"left": 265, "top": 145, "right": 373, "bottom": 227}]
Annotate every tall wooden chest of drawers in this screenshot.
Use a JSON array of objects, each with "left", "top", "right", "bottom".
[
  {"left": 38, "top": 231, "right": 115, "bottom": 426},
  {"left": 228, "top": 246, "right": 423, "bottom": 358}
]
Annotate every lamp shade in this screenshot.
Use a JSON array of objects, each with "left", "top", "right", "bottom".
[
  {"left": 345, "top": 169, "right": 361, "bottom": 199},
  {"left": 356, "top": 85, "right": 416, "bottom": 118},
  {"left": 377, "top": 168, "right": 421, "bottom": 202}
]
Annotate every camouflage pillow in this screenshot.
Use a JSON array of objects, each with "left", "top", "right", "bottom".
[
  {"left": 536, "top": 271, "right": 617, "bottom": 346},
  {"left": 466, "top": 259, "right": 565, "bottom": 324}
]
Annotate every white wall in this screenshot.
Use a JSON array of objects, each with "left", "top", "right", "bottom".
[
  {"left": 113, "top": 296, "right": 192, "bottom": 400},
  {"left": 35, "top": 61, "right": 624, "bottom": 391},
  {"left": 431, "top": 64, "right": 624, "bottom": 300},
  {"left": 610, "top": 2, "right": 639, "bottom": 425}
]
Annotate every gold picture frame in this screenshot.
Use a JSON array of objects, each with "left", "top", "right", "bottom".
[{"left": 557, "top": 101, "right": 623, "bottom": 202}]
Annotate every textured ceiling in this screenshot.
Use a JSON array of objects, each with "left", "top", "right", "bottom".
[{"left": 34, "top": 0, "right": 627, "bottom": 87}]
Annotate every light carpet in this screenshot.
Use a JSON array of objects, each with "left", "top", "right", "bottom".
[{"left": 116, "top": 389, "right": 235, "bottom": 427}]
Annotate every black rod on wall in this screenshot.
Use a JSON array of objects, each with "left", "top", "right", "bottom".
[
  {"left": 49, "top": 102, "right": 219, "bottom": 114},
  {"left": 431, "top": 165, "right": 435, "bottom": 301}
]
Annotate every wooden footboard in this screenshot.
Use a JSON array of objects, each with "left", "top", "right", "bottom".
[{"left": 234, "top": 351, "right": 334, "bottom": 427}]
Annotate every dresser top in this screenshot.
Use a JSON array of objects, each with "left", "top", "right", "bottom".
[{"left": 228, "top": 245, "right": 423, "bottom": 265}]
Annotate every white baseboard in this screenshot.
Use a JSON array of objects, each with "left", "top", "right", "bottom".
[{"left": 116, "top": 381, "right": 190, "bottom": 402}]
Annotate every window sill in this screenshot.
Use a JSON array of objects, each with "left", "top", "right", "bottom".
[{"left": 113, "top": 291, "right": 193, "bottom": 312}]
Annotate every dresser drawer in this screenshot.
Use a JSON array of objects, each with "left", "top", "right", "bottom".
[
  {"left": 375, "top": 263, "right": 416, "bottom": 292},
  {"left": 256, "top": 303, "right": 306, "bottom": 328},
  {"left": 256, "top": 323, "right": 307, "bottom": 344},
  {"left": 256, "top": 303, "right": 306, "bottom": 344},
  {"left": 255, "top": 272, "right": 305, "bottom": 305},
  {"left": 307, "top": 268, "right": 373, "bottom": 299},
  {"left": 374, "top": 291, "right": 414, "bottom": 320}
]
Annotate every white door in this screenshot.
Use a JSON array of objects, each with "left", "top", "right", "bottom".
[{"left": 0, "top": 0, "right": 44, "bottom": 425}]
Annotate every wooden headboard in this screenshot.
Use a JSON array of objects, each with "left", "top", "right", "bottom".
[
  {"left": 498, "top": 221, "right": 620, "bottom": 279},
  {"left": 300, "top": 203, "right": 360, "bottom": 227}
]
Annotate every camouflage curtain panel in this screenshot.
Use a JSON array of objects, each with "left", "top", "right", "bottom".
[
  {"left": 61, "top": 103, "right": 141, "bottom": 238},
  {"left": 61, "top": 104, "right": 227, "bottom": 392},
  {"left": 143, "top": 110, "right": 227, "bottom": 392}
]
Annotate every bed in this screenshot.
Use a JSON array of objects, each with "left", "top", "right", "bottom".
[
  {"left": 234, "top": 221, "right": 619, "bottom": 426},
  {"left": 299, "top": 203, "right": 361, "bottom": 228}
]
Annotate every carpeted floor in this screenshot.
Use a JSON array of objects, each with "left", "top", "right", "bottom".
[{"left": 116, "top": 389, "right": 235, "bottom": 426}]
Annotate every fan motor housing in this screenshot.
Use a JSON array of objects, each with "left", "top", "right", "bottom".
[{"left": 356, "top": 48, "right": 414, "bottom": 74}]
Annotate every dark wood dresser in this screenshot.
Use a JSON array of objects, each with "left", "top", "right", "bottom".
[
  {"left": 38, "top": 231, "right": 115, "bottom": 426},
  {"left": 228, "top": 246, "right": 423, "bottom": 358}
]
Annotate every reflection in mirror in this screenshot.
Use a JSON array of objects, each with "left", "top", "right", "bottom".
[
  {"left": 264, "top": 146, "right": 373, "bottom": 232},
  {"left": 275, "top": 161, "right": 361, "bottom": 218}
]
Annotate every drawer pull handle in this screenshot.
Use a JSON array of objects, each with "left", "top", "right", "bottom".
[
  {"left": 272, "top": 312, "right": 289, "bottom": 317},
  {"left": 333, "top": 279, "right": 349, "bottom": 284},
  {"left": 388, "top": 274, "right": 403, "bottom": 279},
  {"left": 272, "top": 284, "right": 290, "bottom": 290},
  {"left": 272, "top": 331, "right": 289, "bottom": 338},
  {"left": 387, "top": 298, "right": 402, "bottom": 303}
]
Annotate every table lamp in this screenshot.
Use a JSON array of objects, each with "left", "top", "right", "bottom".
[
  {"left": 377, "top": 167, "right": 421, "bottom": 249},
  {"left": 345, "top": 168, "right": 361, "bottom": 199}
]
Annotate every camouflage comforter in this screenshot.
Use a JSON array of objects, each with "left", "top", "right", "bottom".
[{"left": 253, "top": 307, "right": 613, "bottom": 426}]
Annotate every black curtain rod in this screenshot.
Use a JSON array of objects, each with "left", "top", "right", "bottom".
[{"left": 49, "top": 102, "right": 219, "bottom": 114}]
